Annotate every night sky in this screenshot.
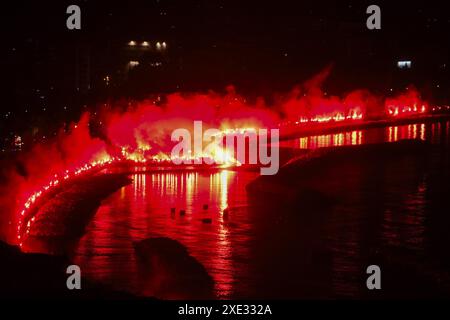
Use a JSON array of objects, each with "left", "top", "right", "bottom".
[{"left": 1, "top": 0, "right": 449, "bottom": 137}]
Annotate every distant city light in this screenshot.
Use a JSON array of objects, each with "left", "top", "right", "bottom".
[
  {"left": 162, "top": 42, "right": 167, "bottom": 49},
  {"left": 104, "top": 75, "right": 110, "bottom": 86},
  {"left": 156, "top": 42, "right": 161, "bottom": 50},
  {"left": 128, "top": 61, "right": 139, "bottom": 67},
  {"left": 14, "top": 135, "right": 24, "bottom": 150},
  {"left": 128, "top": 40, "right": 136, "bottom": 46},
  {"left": 397, "top": 60, "right": 412, "bottom": 69},
  {"left": 142, "top": 41, "right": 150, "bottom": 47}
]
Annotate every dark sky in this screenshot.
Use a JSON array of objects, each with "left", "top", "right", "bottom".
[
  {"left": 2, "top": 0, "right": 449, "bottom": 94},
  {"left": 1, "top": 0, "right": 449, "bottom": 137},
  {"left": 4, "top": 1, "right": 448, "bottom": 40}
]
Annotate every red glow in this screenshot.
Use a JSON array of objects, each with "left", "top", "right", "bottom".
[
  {"left": 280, "top": 67, "right": 371, "bottom": 125},
  {"left": 385, "top": 88, "right": 428, "bottom": 118},
  {"left": 3, "top": 68, "right": 446, "bottom": 248},
  {"left": 16, "top": 156, "right": 116, "bottom": 245}
]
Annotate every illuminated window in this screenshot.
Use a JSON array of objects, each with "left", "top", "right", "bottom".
[
  {"left": 128, "top": 61, "right": 139, "bottom": 68},
  {"left": 397, "top": 60, "right": 412, "bottom": 69}
]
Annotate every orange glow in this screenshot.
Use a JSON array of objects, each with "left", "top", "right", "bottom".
[
  {"left": 298, "top": 130, "right": 363, "bottom": 149},
  {"left": 119, "top": 127, "right": 258, "bottom": 167}
]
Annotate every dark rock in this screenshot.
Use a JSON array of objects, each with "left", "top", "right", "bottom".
[
  {"left": 0, "top": 240, "right": 136, "bottom": 299},
  {"left": 134, "top": 237, "right": 214, "bottom": 299}
]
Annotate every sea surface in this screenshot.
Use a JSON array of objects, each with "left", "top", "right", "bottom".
[{"left": 73, "top": 120, "right": 450, "bottom": 298}]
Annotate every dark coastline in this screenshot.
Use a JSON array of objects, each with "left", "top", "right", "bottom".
[{"left": 0, "top": 240, "right": 139, "bottom": 299}]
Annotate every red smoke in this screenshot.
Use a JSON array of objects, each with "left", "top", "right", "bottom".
[
  {"left": 105, "top": 86, "right": 278, "bottom": 158},
  {"left": 0, "top": 114, "right": 110, "bottom": 243},
  {"left": 280, "top": 67, "right": 375, "bottom": 123},
  {"left": 0, "top": 68, "right": 433, "bottom": 245}
]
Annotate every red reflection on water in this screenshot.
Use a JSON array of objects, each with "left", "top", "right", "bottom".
[
  {"left": 381, "top": 168, "right": 428, "bottom": 256},
  {"left": 292, "top": 121, "right": 444, "bottom": 150},
  {"left": 72, "top": 120, "right": 450, "bottom": 299},
  {"left": 296, "top": 130, "right": 363, "bottom": 149},
  {"left": 74, "top": 170, "right": 257, "bottom": 298},
  {"left": 387, "top": 123, "right": 426, "bottom": 143}
]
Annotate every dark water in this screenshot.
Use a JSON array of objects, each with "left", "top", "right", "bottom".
[{"left": 73, "top": 120, "right": 450, "bottom": 299}]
